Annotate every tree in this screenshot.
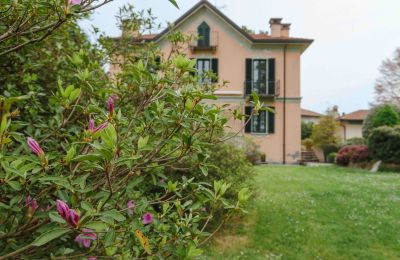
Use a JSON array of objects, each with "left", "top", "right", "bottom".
[
  {"left": 301, "top": 121, "right": 314, "bottom": 140},
  {"left": 311, "top": 114, "right": 340, "bottom": 162},
  {"left": 0, "top": 0, "right": 179, "bottom": 56},
  {"left": 372, "top": 104, "right": 400, "bottom": 128},
  {"left": 374, "top": 48, "right": 400, "bottom": 105},
  {"left": 362, "top": 103, "right": 400, "bottom": 138}
]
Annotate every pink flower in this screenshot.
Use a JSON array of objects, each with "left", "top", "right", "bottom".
[
  {"left": 107, "top": 97, "right": 114, "bottom": 116},
  {"left": 68, "top": 209, "right": 80, "bottom": 227},
  {"left": 127, "top": 200, "right": 135, "bottom": 216},
  {"left": 69, "top": 0, "right": 82, "bottom": 5},
  {"left": 89, "top": 118, "right": 95, "bottom": 132},
  {"left": 87, "top": 257, "right": 97, "bottom": 260},
  {"left": 27, "top": 137, "right": 44, "bottom": 156},
  {"left": 56, "top": 200, "right": 70, "bottom": 219},
  {"left": 142, "top": 213, "right": 153, "bottom": 225},
  {"left": 93, "top": 122, "right": 108, "bottom": 134},
  {"left": 88, "top": 119, "right": 108, "bottom": 134},
  {"left": 56, "top": 199, "right": 80, "bottom": 227},
  {"left": 75, "top": 229, "right": 97, "bottom": 248},
  {"left": 25, "top": 196, "right": 38, "bottom": 211}
]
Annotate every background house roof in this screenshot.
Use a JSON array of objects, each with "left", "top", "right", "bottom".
[
  {"left": 301, "top": 108, "right": 323, "bottom": 118},
  {"left": 339, "top": 109, "right": 369, "bottom": 121}
]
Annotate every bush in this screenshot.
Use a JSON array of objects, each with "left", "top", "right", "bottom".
[
  {"left": 343, "top": 137, "right": 366, "bottom": 146},
  {"left": 311, "top": 114, "right": 340, "bottom": 162},
  {"left": 363, "top": 104, "right": 400, "bottom": 138},
  {"left": 302, "top": 138, "right": 314, "bottom": 150},
  {"left": 230, "top": 136, "right": 263, "bottom": 164},
  {"left": 327, "top": 152, "right": 337, "bottom": 163},
  {"left": 336, "top": 145, "right": 370, "bottom": 166},
  {"left": 0, "top": 14, "right": 253, "bottom": 259},
  {"left": 368, "top": 126, "right": 400, "bottom": 163},
  {"left": 301, "top": 121, "right": 314, "bottom": 140}
]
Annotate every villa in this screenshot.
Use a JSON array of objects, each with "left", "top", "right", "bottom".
[{"left": 113, "top": 0, "right": 313, "bottom": 163}]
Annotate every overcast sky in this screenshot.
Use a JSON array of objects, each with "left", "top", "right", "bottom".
[{"left": 80, "top": 0, "right": 400, "bottom": 114}]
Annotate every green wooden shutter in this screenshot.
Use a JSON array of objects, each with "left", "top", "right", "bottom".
[
  {"left": 268, "top": 59, "right": 276, "bottom": 95},
  {"left": 268, "top": 107, "right": 275, "bottom": 134},
  {"left": 245, "top": 59, "right": 252, "bottom": 95},
  {"left": 245, "top": 106, "right": 252, "bottom": 133},
  {"left": 211, "top": 58, "right": 218, "bottom": 83}
]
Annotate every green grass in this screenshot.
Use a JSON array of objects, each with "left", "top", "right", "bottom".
[{"left": 206, "top": 165, "right": 400, "bottom": 260}]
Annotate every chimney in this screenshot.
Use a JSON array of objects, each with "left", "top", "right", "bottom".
[
  {"left": 269, "top": 18, "right": 282, "bottom": 37},
  {"left": 281, "top": 23, "right": 291, "bottom": 38},
  {"left": 121, "top": 19, "right": 141, "bottom": 38}
]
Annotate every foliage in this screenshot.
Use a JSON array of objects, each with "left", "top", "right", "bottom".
[
  {"left": 327, "top": 152, "right": 337, "bottom": 163},
  {"left": 371, "top": 104, "right": 400, "bottom": 128},
  {"left": 195, "top": 142, "right": 255, "bottom": 223},
  {"left": 229, "top": 136, "right": 263, "bottom": 164},
  {"left": 374, "top": 48, "right": 400, "bottom": 105},
  {"left": 0, "top": 8, "right": 255, "bottom": 259},
  {"left": 207, "top": 165, "right": 400, "bottom": 259},
  {"left": 301, "top": 121, "right": 314, "bottom": 140},
  {"left": 363, "top": 104, "right": 400, "bottom": 138},
  {"left": 0, "top": 0, "right": 179, "bottom": 56},
  {"left": 302, "top": 138, "right": 313, "bottom": 150},
  {"left": 336, "top": 145, "right": 369, "bottom": 166},
  {"left": 368, "top": 126, "right": 400, "bottom": 164},
  {"left": 343, "top": 137, "right": 366, "bottom": 146},
  {"left": 311, "top": 114, "right": 340, "bottom": 162}
]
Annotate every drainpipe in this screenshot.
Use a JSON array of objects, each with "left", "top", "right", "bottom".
[{"left": 283, "top": 44, "right": 288, "bottom": 164}]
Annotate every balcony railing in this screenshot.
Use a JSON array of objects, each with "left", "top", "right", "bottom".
[
  {"left": 244, "top": 80, "right": 280, "bottom": 97},
  {"left": 189, "top": 31, "right": 219, "bottom": 52}
]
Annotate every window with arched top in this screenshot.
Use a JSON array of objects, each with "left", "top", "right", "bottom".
[{"left": 197, "top": 22, "right": 210, "bottom": 47}]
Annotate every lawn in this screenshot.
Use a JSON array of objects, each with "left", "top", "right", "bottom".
[{"left": 206, "top": 165, "right": 400, "bottom": 260}]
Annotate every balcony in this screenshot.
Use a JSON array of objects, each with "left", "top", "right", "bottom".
[
  {"left": 189, "top": 31, "right": 219, "bottom": 52},
  {"left": 244, "top": 80, "right": 280, "bottom": 97}
]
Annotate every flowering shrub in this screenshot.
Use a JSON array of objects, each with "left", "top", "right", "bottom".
[
  {"left": 0, "top": 9, "right": 256, "bottom": 259},
  {"left": 336, "top": 145, "right": 370, "bottom": 166}
]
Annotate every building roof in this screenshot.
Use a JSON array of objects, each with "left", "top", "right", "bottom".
[
  {"left": 301, "top": 108, "right": 323, "bottom": 118},
  {"left": 114, "top": 0, "right": 313, "bottom": 46},
  {"left": 339, "top": 109, "right": 369, "bottom": 121}
]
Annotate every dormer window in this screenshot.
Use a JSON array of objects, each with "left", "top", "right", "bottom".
[{"left": 197, "top": 22, "right": 210, "bottom": 47}]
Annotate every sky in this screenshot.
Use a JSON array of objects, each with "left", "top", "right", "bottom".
[{"left": 80, "top": 0, "right": 400, "bottom": 114}]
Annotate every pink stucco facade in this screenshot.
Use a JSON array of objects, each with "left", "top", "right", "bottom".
[{"left": 113, "top": 1, "right": 312, "bottom": 163}]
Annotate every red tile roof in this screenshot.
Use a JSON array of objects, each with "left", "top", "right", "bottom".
[
  {"left": 340, "top": 109, "right": 369, "bottom": 121},
  {"left": 301, "top": 108, "right": 323, "bottom": 117}
]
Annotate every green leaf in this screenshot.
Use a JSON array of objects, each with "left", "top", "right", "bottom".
[
  {"left": 83, "top": 221, "right": 109, "bottom": 231},
  {"left": 126, "top": 176, "right": 144, "bottom": 191},
  {"left": 138, "top": 136, "right": 149, "bottom": 150},
  {"left": 49, "top": 212, "right": 66, "bottom": 224},
  {"left": 8, "top": 180, "right": 22, "bottom": 191},
  {"left": 169, "top": 0, "right": 179, "bottom": 8},
  {"left": 101, "top": 124, "right": 117, "bottom": 148},
  {"left": 73, "top": 154, "right": 103, "bottom": 162},
  {"left": 199, "top": 165, "right": 208, "bottom": 176},
  {"left": 31, "top": 228, "right": 70, "bottom": 247},
  {"left": 102, "top": 209, "right": 126, "bottom": 222},
  {"left": 65, "top": 146, "right": 76, "bottom": 164},
  {"left": 69, "top": 88, "right": 81, "bottom": 102}
]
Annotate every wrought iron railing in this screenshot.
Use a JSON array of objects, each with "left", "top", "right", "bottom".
[
  {"left": 244, "top": 80, "right": 280, "bottom": 97},
  {"left": 188, "top": 31, "right": 219, "bottom": 51}
]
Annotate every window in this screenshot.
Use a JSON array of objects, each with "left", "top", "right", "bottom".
[
  {"left": 245, "top": 58, "right": 275, "bottom": 95},
  {"left": 198, "top": 22, "right": 210, "bottom": 47},
  {"left": 196, "top": 58, "right": 218, "bottom": 83},
  {"left": 253, "top": 59, "right": 267, "bottom": 94},
  {"left": 244, "top": 106, "right": 275, "bottom": 134}
]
